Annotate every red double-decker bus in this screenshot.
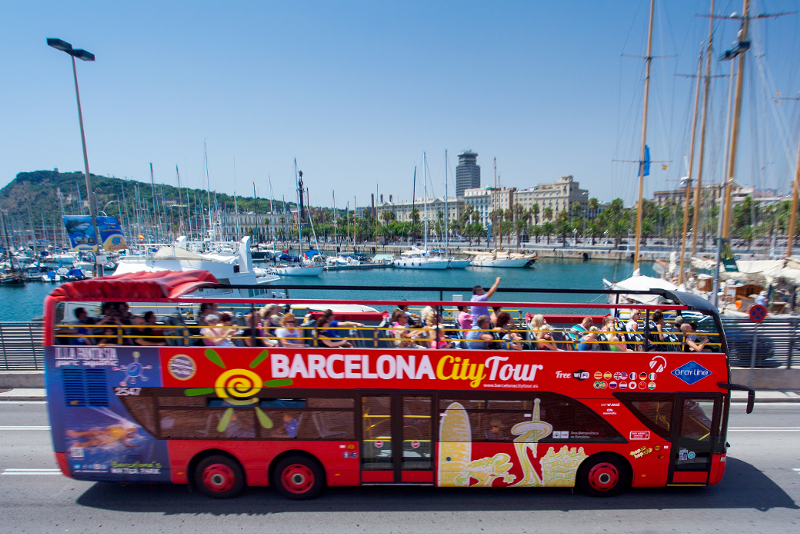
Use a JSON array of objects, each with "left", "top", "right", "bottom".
[{"left": 43, "top": 270, "right": 754, "bottom": 499}]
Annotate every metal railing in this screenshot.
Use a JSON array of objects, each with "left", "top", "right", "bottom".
[{"left": 0, "top": 318, "right": 797, "bottom": 371}]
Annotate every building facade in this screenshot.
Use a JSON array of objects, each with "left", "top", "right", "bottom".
[
  {"left": 377, "top": 197, "right": 464, "bottom": 226},
  {"left": 456, "top": 151, "right": 481, "bottom": 197},
  {"left": 514, "top": 175, "right": 589, "bottom": 221}
]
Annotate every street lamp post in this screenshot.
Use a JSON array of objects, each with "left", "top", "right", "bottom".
[{"left": 47, "top": 38, "right": 99, "bottom": 274}]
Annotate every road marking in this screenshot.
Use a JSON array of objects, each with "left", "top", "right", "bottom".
[
  {"left": 2, "top": 468, "right": 62, "bottom": 476},
  {"left": 0, "top": 426, "right": 51, "bottom": 431},
  {"left": 728, "top": 427, "right": 800, "bottom": 432}
]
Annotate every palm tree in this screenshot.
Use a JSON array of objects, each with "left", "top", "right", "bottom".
[
  {"left": 543, "top": 206, "right": 553, "bottom": 222},
  {"left": 530, "top": 203, "right": 540, "bottom": 226},
  {"left": 588, "top": 197, "right": 598, "bottom": 219},
  {"left": 543, "top": 222, "right": 554, "bottom": 245},
  {"left": 513, "top": 203, "right": 525, "bottom": 250}
]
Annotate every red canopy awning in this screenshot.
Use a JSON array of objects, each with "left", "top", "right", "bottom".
[{"left": 49, "top": 270, "right": 220, "bottom": 301}]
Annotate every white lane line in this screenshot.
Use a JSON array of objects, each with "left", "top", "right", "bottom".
[
  {"left": 0, "top": 426, "right": 51, "bottom": 431},
  {"left": 728, "top": 427, "right": 800, "bottom": 432},
  {"left": 2, "top": 468, "right": 62, "bottom": 476},
  {"left": 793, "top": 468, "right": 800, "bottom": 472}
]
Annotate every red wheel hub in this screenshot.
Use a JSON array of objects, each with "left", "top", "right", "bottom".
[
  {"left": 202, "top": 463, "right": 236, "bottom": 493},
  {"left": 281, "top": 464, "right": 314, "bottom": 495},
  {"left": 587, "top": 462, "right": 620, "bottom": 493}
]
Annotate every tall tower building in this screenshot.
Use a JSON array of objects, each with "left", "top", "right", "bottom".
[{"left": 456, "top": 151, "right": 480, "bottom": 198}]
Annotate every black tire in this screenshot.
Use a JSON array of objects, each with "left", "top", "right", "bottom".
[
  {"left": 578, "top": 454, "right": 628, "bottom": 497},
  {"left": 273, "top": 455, "right": 324, "bottom": 500},
  {"left": 194, "top": 455, "right": 245, "bottom": 499}
]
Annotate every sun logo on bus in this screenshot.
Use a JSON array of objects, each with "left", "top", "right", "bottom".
[{"left": 182, "top": 348, "right": 293, "bottom": 433}]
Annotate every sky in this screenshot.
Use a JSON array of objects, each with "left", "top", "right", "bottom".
[{"left": 3, "top": 0, "right": 800, "bottom": 210}]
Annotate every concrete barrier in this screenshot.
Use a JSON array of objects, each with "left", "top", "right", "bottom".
[
  {"left": 0, "top": 372, "right": 44, "bottom": 388},
  {"left": 730, "top": 368, "right": 800, "bottom": 390}
]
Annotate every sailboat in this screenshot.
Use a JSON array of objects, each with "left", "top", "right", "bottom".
[
  {"left": 268, "top": 161, "right": 323, "bottom": 277},
  {"left": 393, "top": 152, "right": 449, "bottom": 270}
]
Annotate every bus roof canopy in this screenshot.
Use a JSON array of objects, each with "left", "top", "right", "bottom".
[{"left": 49, "top": 270, "right": 220, "bottom": 301}]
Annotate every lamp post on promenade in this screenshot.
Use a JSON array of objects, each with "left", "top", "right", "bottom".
[{"left": 47, "top": 38, "right": 99, "bottom": 274}]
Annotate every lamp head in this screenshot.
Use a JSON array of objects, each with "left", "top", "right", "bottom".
[{"left": 47, "top": 38, "right": 73, "bottom": 52}]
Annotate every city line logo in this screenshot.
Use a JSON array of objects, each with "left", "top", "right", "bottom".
[{"left": 671, "top": 361, "right": 712, "bottom": 385}]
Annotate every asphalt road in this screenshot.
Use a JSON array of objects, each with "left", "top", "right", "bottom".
[{"left": 0, "top": 402, "right": 798, "bottom": 534}]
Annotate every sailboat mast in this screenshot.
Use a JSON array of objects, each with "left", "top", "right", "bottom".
[
  {"left": 423, "top": 152, "right": 428, "bottom": 252},
  {"left": 679, "top": 46, "right": 704, "bottom": 285},
  {"left": 445, "top": 149, "right": 449, "bottom": 254},
  {"left": 633, "top": 0, "right": 655, "bottom": 272},
  {"left": 205, "top": 142, "right": 213, "bottom": 241},
  {"left": 786, "top": 126, "right": 800, "bottom": 256},
  {"left": 691, "top": 0, "right": 715, "bottom": 256},
  {"left": 233, "top": 157, "right": 240, "bottom": 241},
  {"left": 150, "top": 163, "right": 160, "bottom": 244},
  {"left": 722, "top": 0, "right": 750, "bottom": 238},
  {"left": 493, "top": 158, "right": 497, "bottom": 251}
]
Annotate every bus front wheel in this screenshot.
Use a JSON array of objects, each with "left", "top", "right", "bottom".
[
  {"left": 195, "top": 455, "right": 245, "bottom": 499},
  {"left": 274, "top": 456, "right": 324, "bottom": 500},
  {"left": 578, "top": 454, "right": 628, "bottom": 497}
]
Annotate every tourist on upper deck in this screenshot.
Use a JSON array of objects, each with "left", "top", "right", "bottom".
[
  {"left": 570, "top": 316, "right": 593, "bottom": 342},
  {"left": 132, "top": 316, "right": 168, "bottom": 346},
  {"left": 626, "top": 310, "right": 641, "bottom": 334},
  {"left": 197, "top": 303, "right": 219, "bottom": 327},
  {"left": 420, "top": 306, "right": 454, "bottom": 349},
  {"left": 398, "top": 302, "right": 421, "bottom": 327},
  {"left": 275, "top": 313, "right": 308, "bottom": 348},
  {"left": 115, "top": 302, "right": 134, "bottom": 326},
  {"left": 258, "top": 304, "right": 282, "bottom": 333},
  {"left": 529, "top": 314, "right": 546, "bottom": 335},
  {"left": 577, "top": 326, "right": 601, "bottom": 351},
  {"left": 470, "top": 277, "right": 501, "bottom": 327},
  {"left": 650, "top": 310, "right": 671, "bottom": 350},
  {"left": 535, "top": 324, "right": 564, "bottom": 351},
  {"left": 600, "top": 316, "right": 633, "bottom": 352},
  {"left": 95, "top": 327, "right": 118, "bottom": 347},
  {"left": 466, "top": 315, "right": 494, "bottom": 349},
  {"left": 241, "top": 311, "right": 278, "bottom": 347},
  {"left": 456, "top": 306, "right": 473, "bottom": 334},
  {"left": 316, "top": 310, "right": 364, "bottom": 348},
  {"left": 390, "top": 309, "right": 424, "bottom": 348},
  {"left": 490, "top": 306, "right": 503, "bottom": 328},
  {"left": 681, "top": 322, "right": 712, "bottom": 352},
  {"left": 495, "top": 312, "right": 523, "bottom": 351}
]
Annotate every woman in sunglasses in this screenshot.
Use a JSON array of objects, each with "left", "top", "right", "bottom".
[{"left": 275, "top": 313, "right": 307, "bottom": 348}]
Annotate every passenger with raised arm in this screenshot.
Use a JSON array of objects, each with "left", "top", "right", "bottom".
[
  {"left": 470, "top": 277, "right": 501, "bottom": 327},
  {"left": 681, "top": 322, "right": 712, "bottom": 352},
  {"left": 466, "top": 315, "right": 495, "bottom": 349},
  {"left": 316, "top": 310, "right": 364, "bottom": 348},
  {"left": 600, "top": 316, "right": 634, "bottom": 352},
  {"left": 275, "top": 313, "right": 308, "bottom": 348},
  {"left": 536, "top": 324, "right": 564, "bottom": 351},
  {"left": 495, "top": 312, "right": 523, "bottom": 350}
]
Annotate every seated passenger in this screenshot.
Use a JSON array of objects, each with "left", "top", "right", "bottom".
[
  {"left": 570, "top": 316, "right": 593, "bottom": 342},
  {"left": 257, "top": 304, "right": 281, "bottom": 335},
  {"left": 275, "top": 313, "right": 307, "bottom": 348},
  {"left": 133, "top": 316, "right": 168, "bottom": 346},
  {"left": 490, "top": 306, "right": 503, "bottom": 328},
  {"left": 486, "top": 419, "right": 505, "bottom": 440},
  {"left": 465, "top": 315, "right": 494, "bottom": 349},
  {"left": 96, "top": 327, "right": 118, "bottom": 347},
  {"left": 495, "top": 312, "right": 523, "bottom": 350},
  {"left": 420, "top": 306, "right": 454, "bottom": 349},
  {"left": 65, "top": 307, "right": 95, "bottom": 345},
  {"left": 241, "top": 311, "right": 278, "bottom": 347},
  {"left": 681, "top": 322, "right": 712, "bottom": 352},
  {"left": 390, "top": 309, "right": 424, "bottom": 348},
  {"left": 577, "top": 326, "right": 601, "bottom": 351},
  {"left": 536, "top": 324, "right": 564, "bottom": 351},
  {"left": 456, "top": 306, "right": 473, "bottom": 335},
  {"left": 600, "top": 316, "right": 633, "bottom": 352},
  {"left": 283, "top": 412, "right": 299, "bottom": 438},
  {"left": 197, "top": 302, "right": 219, "bottom": 327},
  {"left": 316, "top": 310, "right": 364, "bottom": 348}
]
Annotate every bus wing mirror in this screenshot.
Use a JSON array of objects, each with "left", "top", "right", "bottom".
[{"left": 718, "top": 382, "right": 756, "bottom": 414}]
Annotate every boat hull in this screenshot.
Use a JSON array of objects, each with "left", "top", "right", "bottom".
[
  {"left": 447, "top": 260, "right": 472, "bottom": 269},
  {"left": 269, "top": 265, "right": 324, "bottom": 277},
  {"left": 392, "top": 260, "right": 449, "bottom": 270},
  {"left": 470, "top": 258, "right": 532, "bottom": 268}
]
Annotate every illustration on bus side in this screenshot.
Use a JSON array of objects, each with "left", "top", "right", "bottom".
[
  {"left": 438, "top": 399, "right": 587, "bottom": 488},
  {"left": 47, "top": 346, "right": 170, "bottom": 481}
]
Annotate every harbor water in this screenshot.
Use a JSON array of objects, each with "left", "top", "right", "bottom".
[{"left": 1, "top": 258, "right": 655, "bottom": 321}]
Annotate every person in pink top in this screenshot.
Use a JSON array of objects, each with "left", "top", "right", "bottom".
[{"left": 456, "top": 306, "right": 473, "bottom": 334}]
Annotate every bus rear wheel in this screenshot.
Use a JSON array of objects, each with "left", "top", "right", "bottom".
[
  {"left": 274, "top": 456, "right": 324, "bottom": 500},
  {"left": 195, "top": 455, "right": 245, "bottom": 499},
  {"left": 579, "top": 454, "right": 627, "bottom": 497}
]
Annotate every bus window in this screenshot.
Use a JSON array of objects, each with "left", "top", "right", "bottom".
[
  {"left": 402, "top": 396, "right": 432, "bottom": 470},
  {"left": 362, "top": 396, "right": 393, "bottom": 470},
  {"left": 157, "top": 408, "right": 256, "bottom": 439},
  {"left": 614, "top": 393, "right": 674, "bottom": 439}
]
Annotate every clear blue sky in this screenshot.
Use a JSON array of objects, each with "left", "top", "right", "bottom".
[{"left": 2, "top": 0, "right": 799, "bottom": 208}]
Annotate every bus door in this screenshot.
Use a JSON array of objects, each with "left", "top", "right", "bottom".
[
  {"left": 668, "top": 394, "right": 722, "bottom": 485},
  {"left": 359, "top": 393, "right": 435, "bottom": 484}
]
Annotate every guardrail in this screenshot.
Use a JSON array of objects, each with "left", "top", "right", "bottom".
[{"left": 0, "top": 319, "right": 797, "bottom": 371}]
